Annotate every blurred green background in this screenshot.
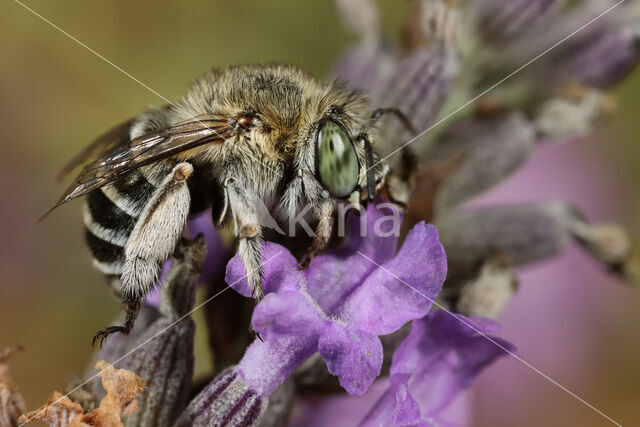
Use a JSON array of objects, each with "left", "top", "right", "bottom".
[{"left": 0, "top": 1, "right": 638, "bottom": 426}]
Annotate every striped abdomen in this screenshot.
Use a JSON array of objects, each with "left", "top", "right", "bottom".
[{"left": 83, "top": 169, "right": 157, "bottom": 277}]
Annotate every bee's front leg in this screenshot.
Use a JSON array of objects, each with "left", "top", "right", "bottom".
[
  {"left": 297, "top": 169, "right": 334, "bottom": 269},
  {"left": 224, "top": 178, "right": 264, "bottom": 300},
  {"left": 93, "top": 162, "right": 193, "bottom": 348}
]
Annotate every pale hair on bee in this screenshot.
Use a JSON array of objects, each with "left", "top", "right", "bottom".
[{"left": 46, "top": 63, "right": 414, "bottom": 346}]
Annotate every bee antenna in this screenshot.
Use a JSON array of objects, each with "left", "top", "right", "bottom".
[{"left": 370, "top": 108, "right": 417, "bottom": 135}]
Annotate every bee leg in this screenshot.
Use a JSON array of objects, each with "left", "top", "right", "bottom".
[
  {"left": 92, "top": 162, "right": 193, "bottom": 347},
  {"left": 92, "top": 298, "right": 140, "bottom": 349},
  {"left": 300, "top": 200, "right": 333, "bottom": 269},
  {"left": 224, "top": 178, "right": 264, "bottom": 300},
  {"left": 298, "top": 169, "right": 334, "bottom": 269},
  {"left": 239, "top": 237, "right": 264, "bottom": 299},
  {"left": 120, "top": 162, "right": 193, "bottom": 299}
]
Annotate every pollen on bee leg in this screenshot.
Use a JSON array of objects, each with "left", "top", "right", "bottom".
[
  {"left": 173, "top": 163, "right": 194, "bottom": 181},
  {"left": 239, "top": 224, "right": 259, "bottom": 238},
  {"left": 224, "top": 178, "right": 262, "bottom": 239}
]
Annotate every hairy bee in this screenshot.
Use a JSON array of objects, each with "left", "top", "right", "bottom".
[{"left": 49, "top": 64, "right": 410, "bottom": 346}]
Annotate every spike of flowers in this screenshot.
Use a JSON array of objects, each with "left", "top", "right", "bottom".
[{"left": 23, "top": 0, "right": 640, "bottom": 425}]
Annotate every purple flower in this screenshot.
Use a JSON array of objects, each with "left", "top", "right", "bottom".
[
  {"left": 360, "top": 311, "right": 515, "bottom": 426},
  {"left": 225, "top": 203, "right": 447, "bottom": 397}
]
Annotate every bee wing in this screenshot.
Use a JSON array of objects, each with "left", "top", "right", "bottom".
[
  {"left": 45, "top": 116, "right": 232, "bottom": 217},
  {"left": 56, "top": 116, "right": 139, "bottom": 182}
]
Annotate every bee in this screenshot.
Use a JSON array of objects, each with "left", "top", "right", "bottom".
[{"left": 48, "top": 64, "right": 412, "bottom": 346}]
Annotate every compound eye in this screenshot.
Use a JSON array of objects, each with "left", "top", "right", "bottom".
[{"left": 316, "top": 120, "right": 359, "bottom": 198}]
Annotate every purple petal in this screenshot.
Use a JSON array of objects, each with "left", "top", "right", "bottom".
[
  {"left": 237, "top": 335, "right": 318, "bottom": 397},
  {"left": 340, "top": 223, "right": 447, "bottom": 335},
  {"left": 318, "top": 323, "right": 383, "bottom": 396},
  {"left": 238, "top": 290, "right": 326, "bottom": 396},
  {"left": 225, "top": 243, "right": 302, "bottom": 297},
  {"left": 390, "top": 311, "right": 514, "bottom": 419},
  {"left": 305, "top": 202, "right": 401, "bottom": 314},
  {"left": 251, "top": 290, "right": 325, "bottom": 339},
  {"left": 361, "top": 311, "right": 513, "bottom": 425}
]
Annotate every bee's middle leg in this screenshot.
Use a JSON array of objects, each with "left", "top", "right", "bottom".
[{"left": 224, "top": 178, "right": 264, "bottom": 300}]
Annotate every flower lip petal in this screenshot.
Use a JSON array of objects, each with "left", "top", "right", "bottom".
[
  {"left": 339, "top": 222, "right": 447, "bottom": 335},
  {"left": 375, "top": 311, "right": 515, "bottom": 424},
  {"left": 318, "top": 323, "right": 383, "bottom": 396},
  {"left": 225, "top": 243, "right": 300, "bottom": 297},
  {"left": 305, "top": 201, "right": 401, "bottom": 314},
  {"left": 251, "top": 290, "right": 325, "bottom": 339}
]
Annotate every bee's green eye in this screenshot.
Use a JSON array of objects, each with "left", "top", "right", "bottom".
[{"left": 315, "top": 120, "right": 359, "bottom": 198}]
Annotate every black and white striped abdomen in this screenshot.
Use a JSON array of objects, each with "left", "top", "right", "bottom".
[{"left": 83, "top": 169, "right": 156, "bottom": 277}]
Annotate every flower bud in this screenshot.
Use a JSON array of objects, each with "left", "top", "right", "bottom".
[
  {"left": 437, "top": 202, "right": 639, "bottom": 286},
  {"left": 423, "top": 112, "right": 536, "bottom": 214},
  {"left": 475, "top": 0, "right": 562, "bottom": 47},
  {"left": 333, "top": 0, "right": 378, "bottom": 38},
  {"left": 261, "top": 380, "right": 296, "bottom": 427},
  {"left": 456, "top": 254, "right": 518, "bottom": 319},
  {"left": 535, "top": 86, "right": 614, "bottom": 141},
  {"left": 174, "top": 368, "right": 267, "bottom": 427},
  {"left": 563, "top": 25, "right": 640, "bottom": 89},
  {"left": 85, "top": 236, "right": 206, "bottom": 427},
  {"left": 571, "top": 222, "right": 640, "bottom": 285},
  {"left": 435, "top": 202, "right": 575, "bottom": 278}
]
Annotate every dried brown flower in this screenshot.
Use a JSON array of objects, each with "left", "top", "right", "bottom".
[
  {"left": 19, "top": 361, "right": 145, "bottom": 427},
  {"left": 0, "top": 346, "right": 26, "bottom": 427}
]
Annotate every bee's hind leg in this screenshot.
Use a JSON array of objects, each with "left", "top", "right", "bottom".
[
  {"left": 92, "top": 162, "right": 194, "bottom": 348},
  {"left": 92, "top": 298, "right": 140, "bottom": 349}
]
